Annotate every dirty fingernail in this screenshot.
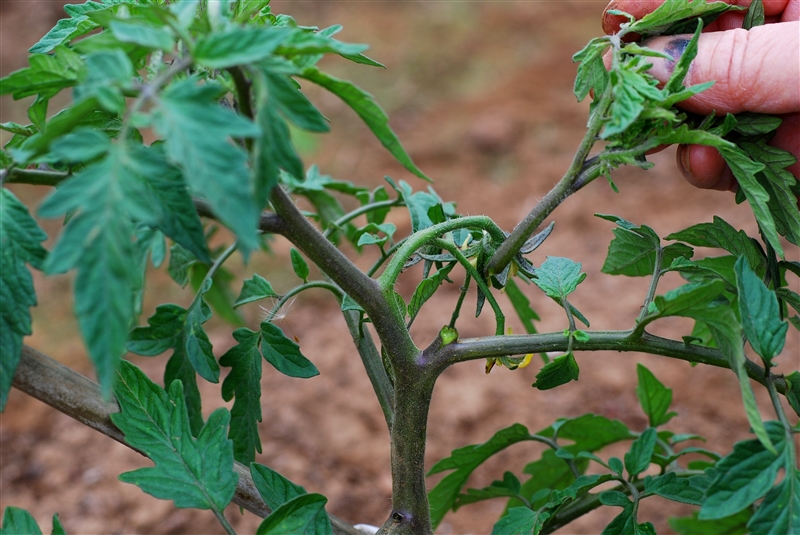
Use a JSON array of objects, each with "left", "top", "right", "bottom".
[{"left": 643, "top": 37, "right": 691, "bottom": 81}]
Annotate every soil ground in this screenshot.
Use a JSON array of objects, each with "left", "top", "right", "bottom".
[{"left": 1, "top": 2, "right": 798, "bottom": 534}]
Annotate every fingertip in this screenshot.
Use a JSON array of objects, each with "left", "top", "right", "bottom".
[{"left": 677, "top": 144, "right": 730, "bottom": 190}]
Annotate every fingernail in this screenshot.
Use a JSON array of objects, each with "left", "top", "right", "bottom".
[
  {"left": 642, "top": 37, "right": 691, "bottom": 81},
  {"left": 678, "top": 145, "right": 692, "bottom": 179}
]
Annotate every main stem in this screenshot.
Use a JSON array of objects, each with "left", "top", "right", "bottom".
[{"left": 379, "top": 360, "right": 438, "bottom": 535}]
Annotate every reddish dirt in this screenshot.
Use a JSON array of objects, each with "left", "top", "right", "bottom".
[{"left": 1, "top": 2, "right": 798, "bottom": 534}]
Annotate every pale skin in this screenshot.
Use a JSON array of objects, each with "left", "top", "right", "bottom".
[{"left": 603, "top": 0, "right": 800, "bottom": 191}]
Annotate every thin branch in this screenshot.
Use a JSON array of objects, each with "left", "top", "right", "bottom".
[
  {"left": 485, "top": 88, "right": 612, "bottom": 276},
  {"left": 435, "top": 330, "right": 787, "bottom": 393},
  {"left": 11, "top": 346, "right": 363, "bottom": 535}
]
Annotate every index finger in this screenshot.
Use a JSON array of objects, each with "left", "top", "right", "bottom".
[{"left": 601, "top": 0, "right": 792, "bottom": 35}]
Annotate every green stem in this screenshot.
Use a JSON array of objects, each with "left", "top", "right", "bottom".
[
  {"left": 3, "top": 168, "right": 69, "bottom": 186},
  {"left": 342, "top": 309, "right": 395, "bottom": 430},
  {"left": 630, "top": 249, "right": 665, "bottom": 341},
  {"left": 433, "top": 238, "right": 504, "bottom": 336},
  {"left": 263, "top": 281, "right": 342, "bottom": 322},
  {"left": 192, "top": 241, "right": 238, "bottom": 306},
  {"left": 448, "top": 273, "right": 471, "bottom": 329},
  {"left": 485, "top": 87, "right": 612, "bottom": 276},
  {"left": 367, "top": 238, "right": 407, "bottom": 277},
  {"left": 377, "top": 216, "right": 505, "bottom": 292},
  {"left": 213, "top": 509, "right": 237, "bottom": 535},
  {"left": 323, "top": 199, "right": 403, "bottom": 239},
  {"left": 436, "top": 330, "right": 787, "bottom": 393}
]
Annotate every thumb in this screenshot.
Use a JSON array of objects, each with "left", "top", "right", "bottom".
[{"left": 642, "top": 21, "right": 799, "bottom": 115}]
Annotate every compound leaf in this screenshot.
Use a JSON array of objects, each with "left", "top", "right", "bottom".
[
  {"left": 219, "top": 328, "right": 263, "bottom": 465},
  {"left": 0, "top": 189, "right": 47, "bottom": 411},
  {"left": 260, "top": 321, "right": 318, "bottom": 378},
  {"left": 666, "top": 217, "right": 765, "bottom": 275},
  {"left": 112, "top": 361, "right": 237, "bottom": 511},
  {"left": 153, "top": 78, "right": 261, "bottom": 255},
  {"left": 669, "top": 509, "right": 752, "bottom": 535}
]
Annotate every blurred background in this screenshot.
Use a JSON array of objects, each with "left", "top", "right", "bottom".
[{"left": 2, "top": 1, "right": 797, "bottom": 533}]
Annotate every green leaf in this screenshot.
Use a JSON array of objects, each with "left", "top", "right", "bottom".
[
  {"left": 300, "top": 68, "right": 429, "bottom": 182},
  {"left": 153, "top": 78, "right": 261, "bottom": 255},
  {"left": 599, "top": 214, "right": 693, "bottom": 276},
  {"left": 643, "top": 472, "right": 706, "bottom": 506},
  {"left": 408, "top": 263, "right": 454, "bottom": 321},
  {"left": 126, "top": 299, "right": 215, "bottom": 437},
  {"left": 110, "top": 19, "right": 174, "bottom": 51},
  {"left": 731, "top": 113, "right": 781, "bottom": 136},
  {"left": 39, "top": 149, "right": 148, "bottom": 397},
  {"left": 250, "top": 463, "right": 333, "bottom": 534},
  {"left": 718, "top": 145, "right": 783, "bottom": 257},
  {"left": 743, "top": 0, "right": 765, "bottom": 29},
  {"left": 747, "top": 467, "right": 800, "bottom": 535},
  {"left": 260, "top": 321, "right": 318, "bottom": 378},
  {"left": 189, "top": 263, "right": 244, "bottom": 327},
  {"left": 251, "top": 463, "right": 307, "bottom": 510},
  {"left": 625, "top": 0, "right": 743, "bottom": 36},
  {"left": 254, "top": 79, "right": 305, "bottom": 205},
  {"left": 490, "top": 507, "right": 546, "bottom": 535},
  {"left": 635, "top": 364, "right": 677, "bottom": 427},
  {"left": 290, "top": 248, "right": 310, "bottom": 281},
  {"left": 740, "top": 138, "right": 800, "bottom": 246},
  {"left": 505, "top": 278, "right": 540, "bottom": 335},
  {"left": 0, "top": 190, "right": 47, "bottom": 411},
  {"left": 669, "top": 508, "right": 752, "bottom": 535},
  {"left": 219, "top": 328, "right": 263, "bottom": 465},
  {"left": 265, "top": 72, "right": 329, "bottom": 132},
  {"left": 699, "top": 421, "right": 785, "bottom": 520},
  {"left": 28, "top": 0, "right": 135, "bottom": 53},
  {"left": 398, "top": 181, "right": 450, "bottom": 232},
  {"left": 785, "top": 371, "right": 800, "bottom": 417},
  {"left": 666, "top": 216, "right": 765, "bottom": 275},
  {"left": 111, "top": 361, "right": 238, "bottom": 511},
  {"left": 454, "top": 472, "right": 521, "bottom": 510},
  {"left": 427, "top": 424, "right": 535, "bottom": 529},
  {"left": 194, "top": 26, "right": 290, "bottom": 68},
  {"left": 533, "top": 257, "right": 586, "bottom": 299},
  {"left": 1, "top": 46, "right": 83, "bottom": 100},
  {"left": 47, "top": 128, "right": 110, "bottom": 163},
  {"left": 735, "top": 257, "right": 787, "bottom": 364},
  {"left": 532, "top": 352, "right": 579, "bottom": 390},
  {"left": 624, "top": 427, "right": 657, "bottom": 478},
  {"left": 651, "top": 280, "right": 727, "bottom": 320},
  {"left": 256, "top": 494, "right": 331, "bottom": 535},
  {"left": 1, "top": 506, "right": 44, "bottom": 535},
  {"left": 573, "top": 37, "right": 611, "bottom": 102},
  {"left": 234, "top": 274, "right": 280, "bottom": 308},
  {"left": 600, "top": 490, "right": 632, "bottom": 508}
]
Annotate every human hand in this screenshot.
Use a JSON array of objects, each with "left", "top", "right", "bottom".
[{"left": 602, "top": 0, "right": 799, "bottom": 191}]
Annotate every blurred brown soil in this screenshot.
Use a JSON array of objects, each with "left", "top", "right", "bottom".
[{"left": 1, "top": 2, "right": 798, "bottom": 535}]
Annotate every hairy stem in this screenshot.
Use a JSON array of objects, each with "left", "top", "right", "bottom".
[
  {"left": 11, "top": 346, "right": 362, "bottom": 535},
  {"left": 3, "top": 168, "right": 68, "bottom": 186},
  {"left": 262, "top": 281, "right": 342, "bottom": 322},
  {"left": 377, "top": 216, "right": 506, "bottom": 291},
  {"left": 343, "top": 309, "right": 395, "bottom": 430},
  {"left": 213, "top": 510, "right": 237, "bottom": 535},
  {"left": 436, "top": 330, "right": 787, "bottom": 393},
  {"left": 323, "top": 199, "right": 403, "bottom": 239},
  {"left": 448, "top": 273, "right": 471, "bottom": 329},
  {"left": 269, "top": 185, "right": 418, "bottom": 362},
  {"left": 486, "top": 88, "right": 612, "bottom": 276}
]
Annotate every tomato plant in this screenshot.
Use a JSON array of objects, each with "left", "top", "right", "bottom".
[{"left": 1, "top": 0, "right": 798, "bottom": 534}]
